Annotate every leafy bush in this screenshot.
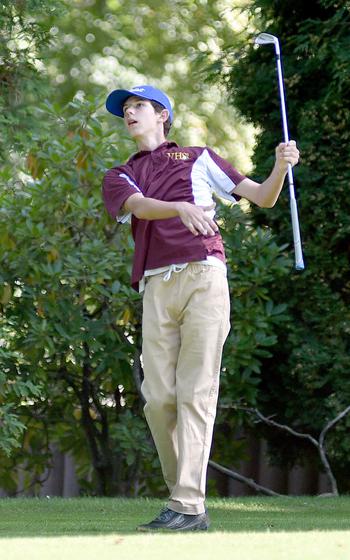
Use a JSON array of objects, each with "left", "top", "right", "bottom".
[
  {"left": 0, "top": 95, "right": 291, "bottom": 494},
  {"left": 209, "top": 0, "right": 350, "bottom": 491}
]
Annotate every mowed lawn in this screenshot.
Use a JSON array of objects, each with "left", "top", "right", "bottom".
[{"left": 1, "top": 497, "right": 350, "bottom": 560}]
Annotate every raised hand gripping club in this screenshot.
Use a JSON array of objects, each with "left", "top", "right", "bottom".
[{"left": 255, "top": 32, "right": 305, "bottom": 271}]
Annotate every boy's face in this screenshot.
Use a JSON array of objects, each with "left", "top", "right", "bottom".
[{"left": 122, "top": 96, "right": 166, "bottom": 140}]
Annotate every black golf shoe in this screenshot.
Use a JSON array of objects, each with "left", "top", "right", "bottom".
[{"left": 137, "top": 507, "right": 210, "bottom": 532}]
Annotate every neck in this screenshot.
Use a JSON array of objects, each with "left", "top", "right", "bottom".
[{"left": 136, "top": 131, "right": 167, "bottom": 152}]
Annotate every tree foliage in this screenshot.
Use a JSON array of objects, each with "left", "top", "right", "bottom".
[
  {"left": 44, "top": 0, "right": 255, "bottom": 170},
  {"left": 210, "top": 0, "right": 350, "bottom": 490},
  {"left": 0, "top": 0, "right": 64, "bottom": 161},
  {"left": 3, "top": 0, "right": 343, "bottom": 496},
  {"left": 0, "top": 91, "right": 290, "bottom": 494},
  {"left": 0, "top": 96, "right": 163, "bottom": 494},
  {"left": 0, "top": 0, "right": 263, "bottom": 495}
]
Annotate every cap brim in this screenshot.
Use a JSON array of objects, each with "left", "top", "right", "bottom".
[{"left": 106, "top": 89, "right": 136, "bottom": 118}]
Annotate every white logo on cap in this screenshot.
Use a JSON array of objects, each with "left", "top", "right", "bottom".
[{"left": 131, "top": 87, "right": 145, "bottom": 92}]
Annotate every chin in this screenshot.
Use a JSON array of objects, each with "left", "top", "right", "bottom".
[{"left": 129, "top": 128, "right": 142, "bottom": 139}]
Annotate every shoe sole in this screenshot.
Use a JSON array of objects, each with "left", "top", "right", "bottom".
[{"left": 137, "top": 522, "right": 209, "bottom": 532}]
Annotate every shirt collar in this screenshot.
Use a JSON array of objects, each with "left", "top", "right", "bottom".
[{"left": 129, "top": 141, "right": 179, "bottom": 161}]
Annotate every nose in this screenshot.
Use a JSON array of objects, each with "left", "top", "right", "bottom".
[{"left": 124, "top": 105, "right": 134, "bottom": 117}]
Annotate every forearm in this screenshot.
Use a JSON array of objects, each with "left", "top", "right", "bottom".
[
  {"left": 124, "top": 193, "right": 218, "bottom": 236},
  {"left": 257, "top": 163, "right": 288, "bottom": 208},
  {"left": 125, "top": 195, "right": 180, "bottom": 220},
  {"left": 234, "top": 165, "right": 287, "bottom": 209},
  {"left": 234, "top": 141, "right": 299, "bottom": 208}
]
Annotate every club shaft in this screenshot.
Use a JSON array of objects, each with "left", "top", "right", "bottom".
[
  {"left": 275, "top": 54, "right": 289, "bottom": 143},
  {"left": 274, "top": 42, "right": 305, "bottom": 270}
]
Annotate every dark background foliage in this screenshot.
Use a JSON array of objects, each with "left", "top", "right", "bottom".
[
  {"left": 1, "top": 0, "right": 349, "bottom": 495},
  {"left": 209, "top": 0, "right": 350, "bottom": 491}
]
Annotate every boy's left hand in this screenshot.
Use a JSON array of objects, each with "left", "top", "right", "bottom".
[{"left": 276, "top": 140, "right": 300, "bottom": 171}]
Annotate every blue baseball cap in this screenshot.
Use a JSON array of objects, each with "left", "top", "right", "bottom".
[{"left": 106, "top": 85, "right": 173, "bottom": 123}]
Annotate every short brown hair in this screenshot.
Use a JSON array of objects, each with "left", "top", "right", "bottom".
[{"left": 150, "top": 100, "right": 172, "bottom": 137}]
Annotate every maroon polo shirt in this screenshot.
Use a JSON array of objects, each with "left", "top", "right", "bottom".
[{"left": 102, "top": 141, "right": 246, "bottom": 291}]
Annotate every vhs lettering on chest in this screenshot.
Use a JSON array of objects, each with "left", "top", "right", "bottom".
[{"left": 166, "top": 152, "right": 191, "bottom": 161}]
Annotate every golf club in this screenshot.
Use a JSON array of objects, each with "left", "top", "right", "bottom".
[{"left": 255, "top": 32, "right": 305, "bottom": 271}]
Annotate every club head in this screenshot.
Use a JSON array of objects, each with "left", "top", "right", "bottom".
[
  {"left": 255, "top": 33, "right": 280, "bottom": 54},
  {"left": 255, "top": 33, "right": 278, "bottom": 45}
]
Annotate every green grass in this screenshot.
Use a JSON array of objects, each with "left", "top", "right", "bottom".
[{"left": 0, "top": 497, "right": 350, "bottom": 560}]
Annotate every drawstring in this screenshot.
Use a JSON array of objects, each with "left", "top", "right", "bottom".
[{"left": 163, "top": 263, "right": 188, "bottom": 282}]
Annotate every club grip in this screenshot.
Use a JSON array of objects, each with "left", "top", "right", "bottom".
[{"left": 290, "top": 197, "right": 305, "bottom": 270}]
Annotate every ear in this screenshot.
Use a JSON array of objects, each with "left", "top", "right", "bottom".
[{"left": 160, "top": 109, "right": 169, "bottom": 123}]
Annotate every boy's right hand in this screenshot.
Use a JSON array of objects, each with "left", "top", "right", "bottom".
[{"left": 176, "top": 202, "right": 218, "bottom": 237}]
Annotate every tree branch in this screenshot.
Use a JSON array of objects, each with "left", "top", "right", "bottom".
[
  {"left": 215, "top": 403, "right": 350, "bottom": 496},
  {"left": 241, "top": 405, "right": 350, "bottom": 496},
  {"left": 132, "top": 347, "right": 145, "bottom": 404},
  {"left": 319, "top": 404, "right": 350, "bottom": 445},
  {"left": 318, "top": 405, "right": 350, "bottom": 495},
  {"left": 209, "top": 460, "right": 283, "bottom": 497},
  {"left": 243, "top": 407, "right": 319, "bottom": 447}
]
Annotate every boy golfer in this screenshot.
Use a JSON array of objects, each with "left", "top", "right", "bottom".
[{"left": 102, "top": 85, "right": 299, "bottom": 531}]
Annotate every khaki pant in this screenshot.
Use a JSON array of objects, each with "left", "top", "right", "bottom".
[{"left": 141, "top": 263, "right": 231, "bottom": 515}]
